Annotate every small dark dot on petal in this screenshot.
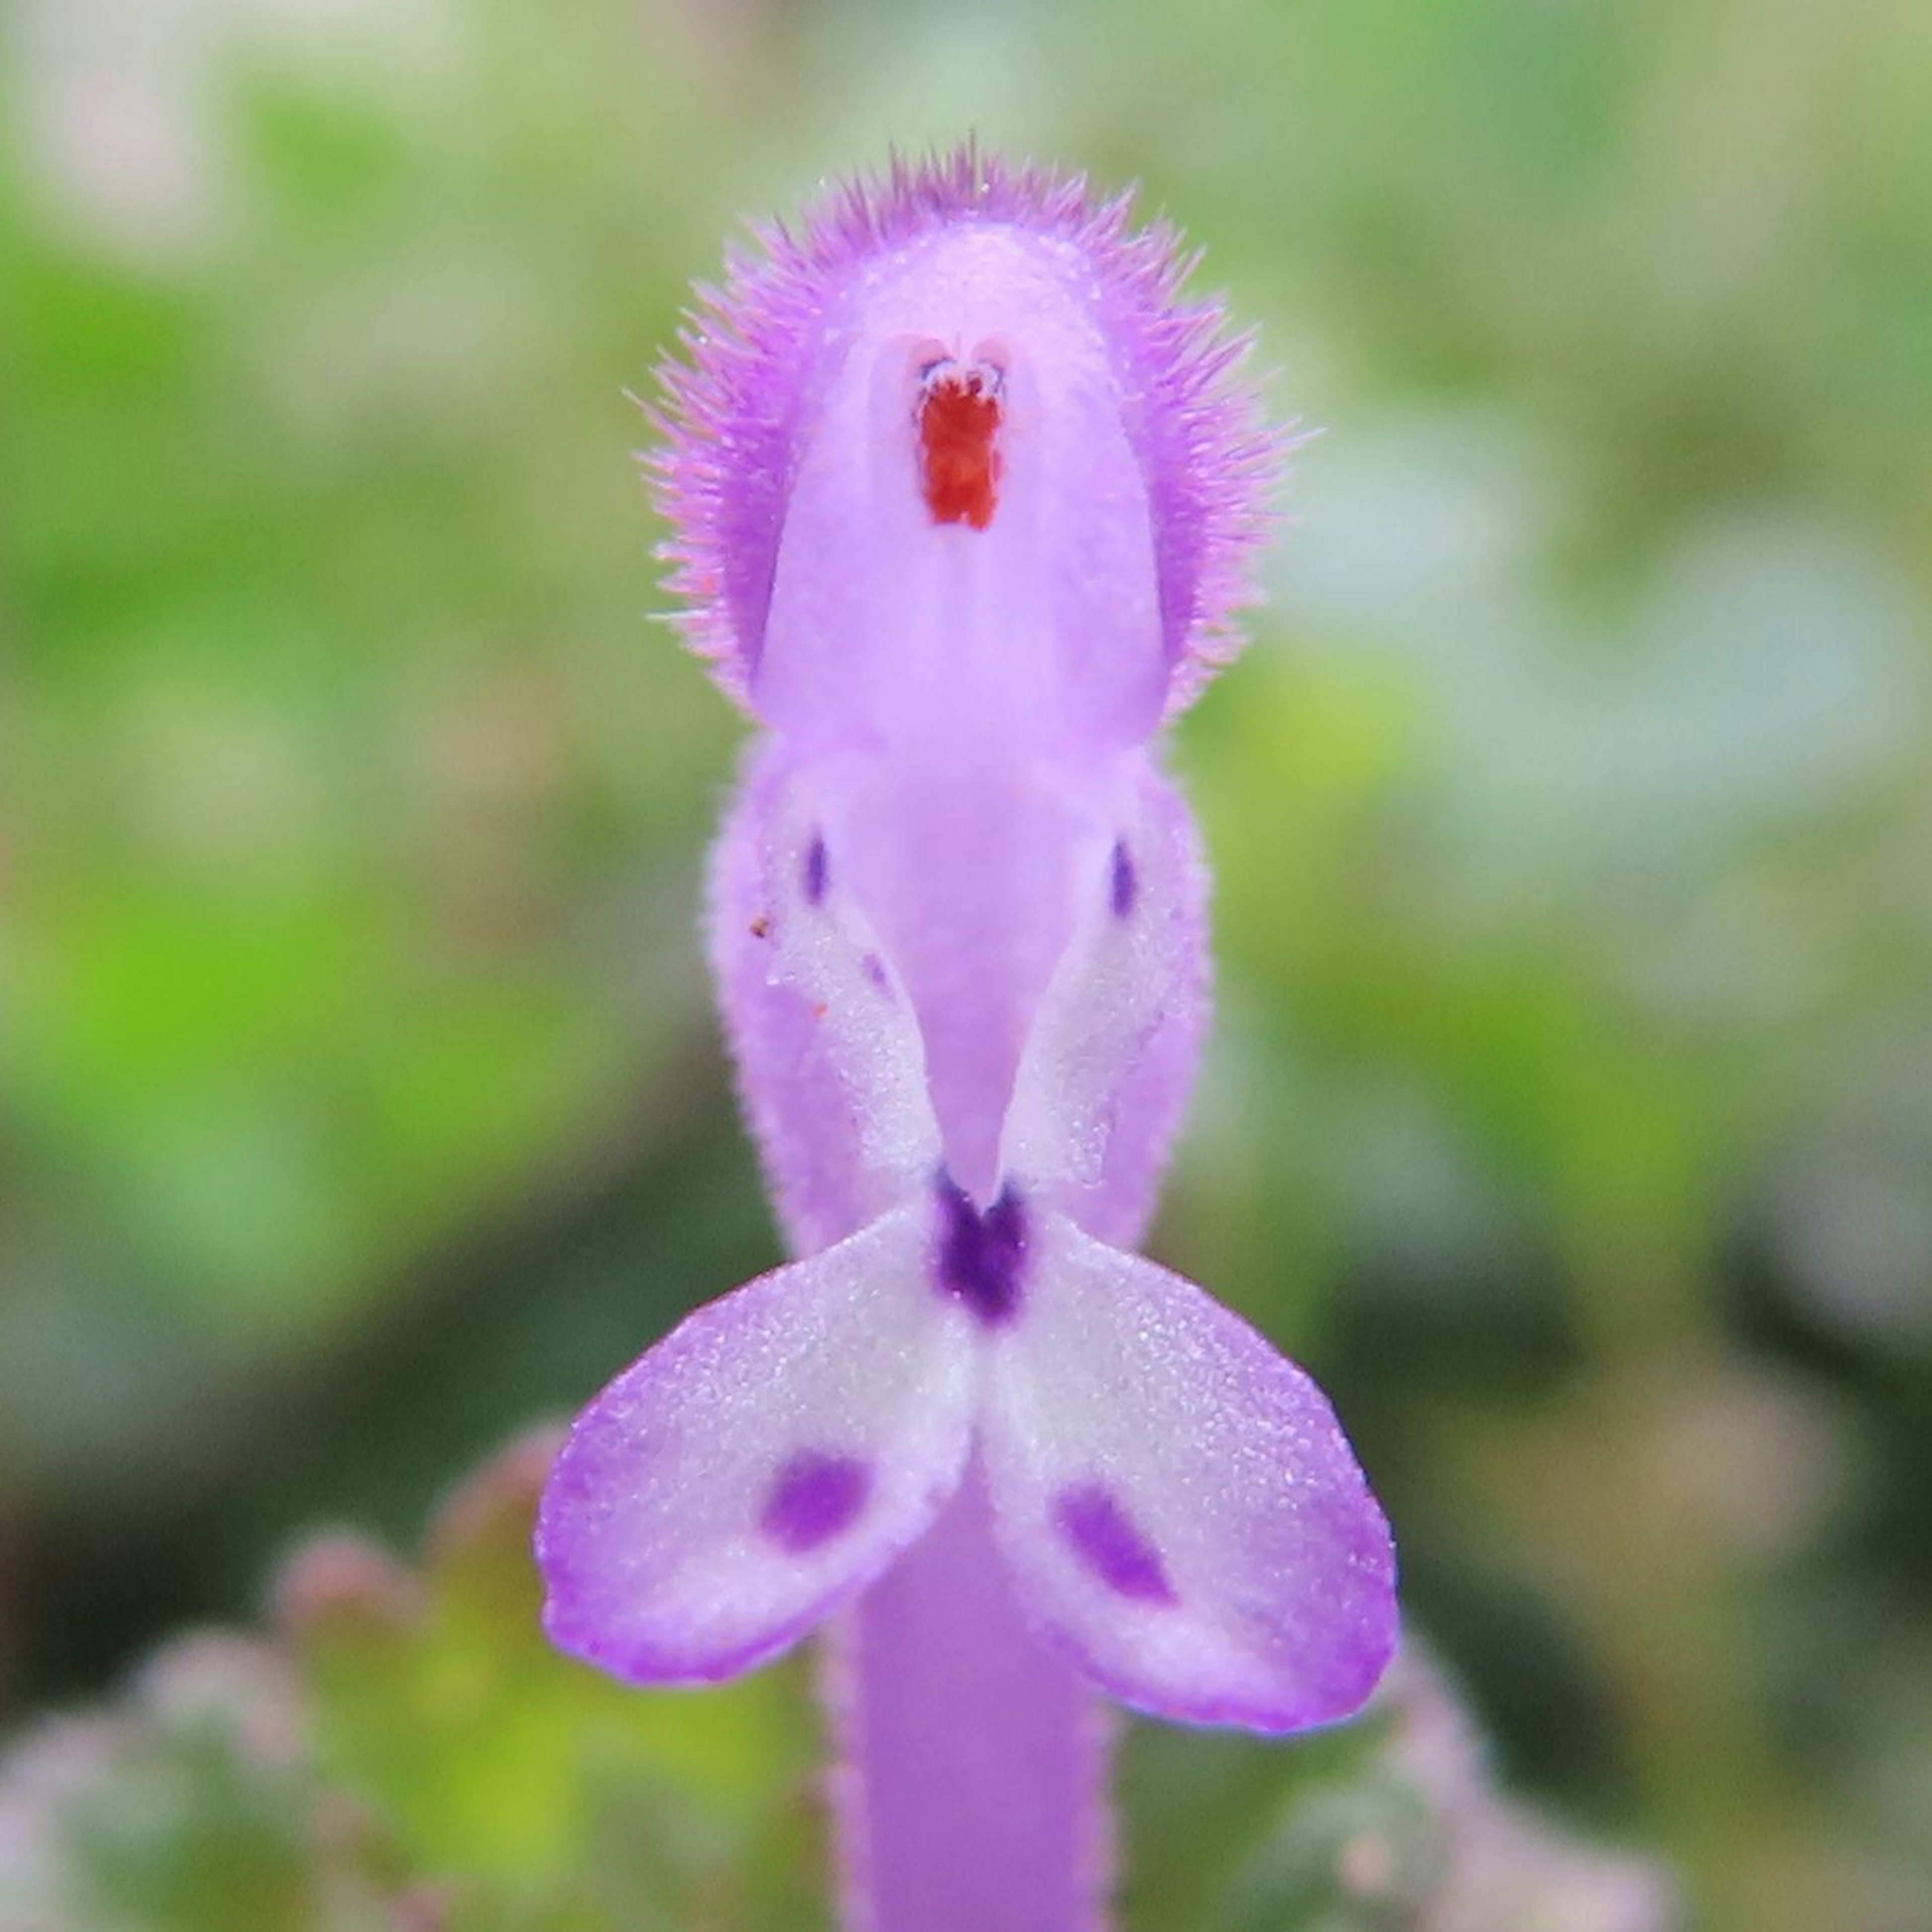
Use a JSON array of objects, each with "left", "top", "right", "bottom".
[
  {"left": 1109, "top": 839, "right": 1136, "bottom": 919},
  {"left": 760, "top": 1451, "right": 870, "bottom": 1554},
  {"left": 803, "top": 836, "right": 830, "bottom": 906},
  {"left": 861, "top": 952, "right": 890, "bottom": 992}
]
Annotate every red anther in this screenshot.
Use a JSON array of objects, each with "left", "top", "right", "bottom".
[{"left": 918, "top": 367, "right": 1002, "bottom": 530}]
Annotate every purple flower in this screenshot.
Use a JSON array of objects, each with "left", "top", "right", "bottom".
[{"left": 536, "top": 148, "right": 1395, "bottom": 1745}]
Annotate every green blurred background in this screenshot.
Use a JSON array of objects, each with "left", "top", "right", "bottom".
[{"left": 3, "top": 1, "right": 1930, "bottom": 1927}]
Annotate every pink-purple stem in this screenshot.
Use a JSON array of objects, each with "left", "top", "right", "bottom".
[{"left": 829, "top": 1461, "right": 1110, "bottom": 1932}]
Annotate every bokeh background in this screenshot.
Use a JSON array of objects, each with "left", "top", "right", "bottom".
[{"left": 4, "top": 1, "right": 1931, "bottom": 1927}]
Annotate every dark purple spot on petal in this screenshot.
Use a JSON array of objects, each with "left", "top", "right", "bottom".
[
  {"left": 1055, "top": 1483, "right": 1176, "bottom": 1603},
  {"left": 803, "top": 835, "right": 829, "bottom": 906},
  {"left": 934, "top": 1173, "right": 1027, "bottom": 1327},
  {"left": 760, "top": 1451, "right": 870, "bottom": 1553},
  {"left": 861, "top": 951, "right": 890, "bottom": 993},
  {"left": 1109, "top": 838, "right": 1137, "bottom": 918}
]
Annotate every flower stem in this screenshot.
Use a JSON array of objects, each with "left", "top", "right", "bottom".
[{"left": 826, "top": 1459, "right": 1112, "bottom": 1932}]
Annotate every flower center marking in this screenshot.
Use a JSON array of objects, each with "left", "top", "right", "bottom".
[{"left": 934, "top": 1171, "right": 1027, "bottom": 1325}]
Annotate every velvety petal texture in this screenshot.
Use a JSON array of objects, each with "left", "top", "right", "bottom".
[
  {"left": 998, "top": 761, "right": 1209, "bottom": 1241},
  {"left": 981, "top": 1212, "right": 1397, "bottom": 1730},
  {"left": 650, "top": 147, "right": 1280, "bottom": 719},
  {"left": 537, "top": 1202, "right": 977, "bottom": 1683},
  {"left": 546, "top": 144, "right": 1399, "bottom": 1932},
  {"left": 828, "top": 1466, "right": 1111, "bottom": 1932}
]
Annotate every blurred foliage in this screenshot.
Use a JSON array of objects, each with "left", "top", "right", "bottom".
[
  {"left": 2, "top": 0, "right": 1930, "bottom": 1928},
  {"left": 0, "top": 1436, "right": 831, "bottom": 1932},
  {"left": 0, "top": 1433, "right": 1665, "bottom": 1932}
]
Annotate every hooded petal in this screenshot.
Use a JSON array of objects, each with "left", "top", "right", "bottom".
[
  {"left": 537, "top": 1201, "right": 977, "bottom": 1683},
  {"left": 979, "top": 1210, "right": 1397, "bottom": 1731},
  {"left": 650, "top": 144, "right": 1280, "bottom": 720}
]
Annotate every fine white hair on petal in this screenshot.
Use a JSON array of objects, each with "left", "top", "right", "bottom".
[
  {"left": 646, "top": 141, "right": 1284, "bottom": 715},
  {"left": 536, "top": 1199, "right": 979, "bottom": 1686},
  {"left": 979, "top": 1210, "right": 1398, "bottom": 1733}
]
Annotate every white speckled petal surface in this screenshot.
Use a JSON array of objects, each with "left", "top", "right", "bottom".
[
  {"left": 537, "top": 1201, "right": 976, "bottom": 1683},
  {"left": 997, "top": 764, "right": 1208, "bottom": 1242},
  {"left": 981, "top": 1211, "right": 1398, "bottom": 1731}
]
